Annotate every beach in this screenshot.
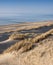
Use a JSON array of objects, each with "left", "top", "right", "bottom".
[{"left": 0, "top": 21, "right": 53, "bottom": 65}]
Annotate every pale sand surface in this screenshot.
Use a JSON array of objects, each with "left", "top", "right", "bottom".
[
  {"left": 0, "top": 21, "right": 53, "bottom": 65},
  {"left": 0, "top": 36, "right": 53, "bottom": 65}
]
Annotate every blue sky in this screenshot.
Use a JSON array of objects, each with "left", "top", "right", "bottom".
[{"left": 0, "top": 0, "right": 53, "bottom": 18}]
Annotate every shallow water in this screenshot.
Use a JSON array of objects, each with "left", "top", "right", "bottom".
[{"left": 0, "top": 14, "right": 53, "bottom": 25}]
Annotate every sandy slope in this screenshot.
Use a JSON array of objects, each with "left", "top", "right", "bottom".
[
  {"left": 16, "top": 38, "right": 53, "bottom": 65},
  {"left": 0, "top": 53, "right": 14, "bottom": 65},
  {"left": 0, "top": 21, "right": 53, "bottom": 65},
  {"left": 0, "top": 35, "right": 53, "bottom": 65}
]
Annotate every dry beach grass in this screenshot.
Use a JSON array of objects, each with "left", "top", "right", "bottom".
[{"left": 0, "top": 21, "right": 53, "bottom": 65}]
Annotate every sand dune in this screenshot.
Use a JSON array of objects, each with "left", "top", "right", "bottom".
[{"left": 0, "top": 21, "right": 53, "bottom": 65}]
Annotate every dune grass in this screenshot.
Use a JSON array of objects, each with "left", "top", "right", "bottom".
[{"left": 4, "top": 29, "right": 53, "bottom": 53}]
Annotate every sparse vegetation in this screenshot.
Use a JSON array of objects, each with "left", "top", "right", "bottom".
[
  {"left": 4, "top": 29, "right": 53, "bottom": 53},
  {"left": 9, "top": 32, "right": 30, "bottom": 40},
  {"left": 0, "top": 22, "right": 53, "bottom": 65}
]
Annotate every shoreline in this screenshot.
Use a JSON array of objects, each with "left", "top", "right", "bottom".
[{"left": 0, "top": 20, "right": 53, "bottom": 26}]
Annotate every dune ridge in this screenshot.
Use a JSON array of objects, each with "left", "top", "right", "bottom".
[
  {"left": 4, "top": 29, "right": 53, "bottom": 53},
  {"left": 0, "top": 21, "right": 53, "bottom": 65}
]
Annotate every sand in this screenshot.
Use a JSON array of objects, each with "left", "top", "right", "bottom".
[{"left": 0, "top": 21, "right": 53, "bottom": 65}]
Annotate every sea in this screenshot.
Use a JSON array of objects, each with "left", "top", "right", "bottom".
[{"left": 0, "top": 14, "right": 53, "bottom": 25}]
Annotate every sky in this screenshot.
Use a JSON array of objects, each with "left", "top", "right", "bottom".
[{"left": 0, "top": 0, "right": 53, "bottom": 20}]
